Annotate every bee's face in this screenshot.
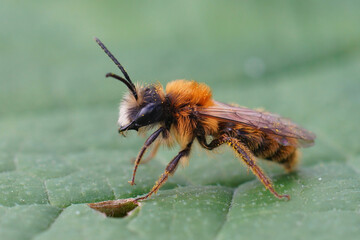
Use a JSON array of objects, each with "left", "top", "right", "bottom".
[
  {"left": 94, "top": 38, "right": 166, "bottom": 135},
  {"left": 118, "top": 86, "right": 165, "bottom": 133}
]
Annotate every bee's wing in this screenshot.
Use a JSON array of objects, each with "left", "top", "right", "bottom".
[{"left": 198, "top": 101, "right": 316, "bottom": 147}]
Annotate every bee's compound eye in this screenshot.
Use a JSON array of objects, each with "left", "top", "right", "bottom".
[{"left": 134, "top": 103, "right": 164, "bottom": 127}]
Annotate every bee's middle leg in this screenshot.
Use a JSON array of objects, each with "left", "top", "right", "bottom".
[{"left": 135, "top": 141, "right": 193, "bottom": 201}]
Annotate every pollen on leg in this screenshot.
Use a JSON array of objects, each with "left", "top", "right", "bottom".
[{"left": 225, "top": 136, "right": 291, "bottom": 200}]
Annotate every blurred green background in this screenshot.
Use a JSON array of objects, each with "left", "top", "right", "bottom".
[{"left": 1, "top": 1, "right": 360, "bottom": 240}]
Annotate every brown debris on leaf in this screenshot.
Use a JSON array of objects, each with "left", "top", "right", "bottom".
[{"left": 88, "top": 198, "right": 139, "bottom": 218}]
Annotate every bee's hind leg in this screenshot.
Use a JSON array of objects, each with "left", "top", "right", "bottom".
[
  {"left": 197, "top": 134, "right": 289, "bottom": 200},
  {"left": 226, "top": 137, "right": 290, "bottom": 200},
  {"left": 135, "top": 141, "right": 193, "bottom": 201}
]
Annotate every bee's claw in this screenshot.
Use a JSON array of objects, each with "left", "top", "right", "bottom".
[
  {"left": 128, "top": 180, "right": 136, "bottom": 186},
  {"left": 281, "top": 194, "right": 291, "bottom": 201}
]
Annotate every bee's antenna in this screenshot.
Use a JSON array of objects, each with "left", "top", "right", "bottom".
[
  {"left": 105, "top": 73, "right": 138, "bottom": 100},
  {"left": 94, "top": 37, "right": 138, "bottom": 100}
]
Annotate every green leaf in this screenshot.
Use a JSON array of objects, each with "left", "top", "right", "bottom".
[{"left": 1, "top": 1, "right": 360, "bottom": 240}]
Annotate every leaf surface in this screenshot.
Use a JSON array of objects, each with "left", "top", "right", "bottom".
[{"left": 1, "top": 1, "right": 360, "bottom": 240}]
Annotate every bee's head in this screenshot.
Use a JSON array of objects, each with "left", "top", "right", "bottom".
[
  {"left": 95, "top": 37, "right": 166, "bottom": 133},
  {"left": 118, "top": 84, "right": 165, "bottom": 133}
]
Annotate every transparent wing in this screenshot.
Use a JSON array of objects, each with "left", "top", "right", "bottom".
[{"left": 198, "top": 101, "right": 316, "bottom": 147}]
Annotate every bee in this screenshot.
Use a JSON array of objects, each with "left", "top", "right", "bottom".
[{"left": 95, "top": 38, "right": 316, "bottom": 201}]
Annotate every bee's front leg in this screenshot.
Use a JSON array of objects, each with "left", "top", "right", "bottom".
[
  {"left": 131, "top": 140, "right": 161, "bottom": 165},
  {"left": 129, "top": 127, "right": 165, "bottom": 185}
]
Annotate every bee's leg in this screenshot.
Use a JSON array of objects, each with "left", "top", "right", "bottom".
[
  {"left": 226, "top": 137, "right": 290, "bottom": 200},
  {"left": 129, "top": 127, "right": 165, "bottom": 185},
  {"left": 197, "top": 134, "right": 227, "bottom": 150},
  {"left": 135, "top": 141, "right": 193, "bottom": 201},
  {"left": 139, "top": 140, "right": 161, "bottom": 164}
]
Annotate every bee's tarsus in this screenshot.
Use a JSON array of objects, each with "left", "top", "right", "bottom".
[{"left": 283, "top": 194, "right": 291, "bottom": 201}]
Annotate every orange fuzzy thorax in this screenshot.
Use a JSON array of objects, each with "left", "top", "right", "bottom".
[
  {"left": 165, "top": 80, "right": 215, "bottom": 108},
  {"left": 165, "top": 80, "right": 218, "bottom": 146}
]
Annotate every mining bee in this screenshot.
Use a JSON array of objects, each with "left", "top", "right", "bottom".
[{"left": 95, "top": 38, "right": 316, "bottom": 201}]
